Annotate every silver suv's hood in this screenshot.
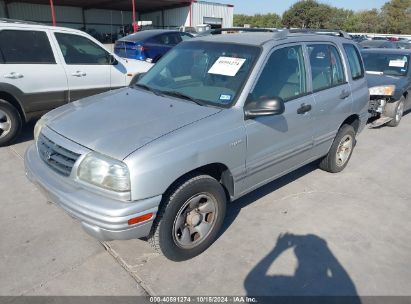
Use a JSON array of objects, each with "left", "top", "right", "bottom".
[{"left": 47, "top": 88, "right": 222, "bottom": 160}]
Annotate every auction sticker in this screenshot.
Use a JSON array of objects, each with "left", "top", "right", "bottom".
[
  {"left": 219, "top": 94, "right": 232, "bottom": 102},
  {"left": 208, "top": 57, "right": 246, "bottom": 77},
  {"left": 389, "top": 59, "right": 406, "bottom": 68}
]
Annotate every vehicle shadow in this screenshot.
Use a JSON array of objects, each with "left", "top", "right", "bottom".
[
  {"left": 13, "top": 121, "right": 35, "bottom": 145},
  {"left": 244, "top": 233, "right": 361, "bottom": 303},
  {"left": 219, "top": 161, "right": 318, "bottom": 237}
]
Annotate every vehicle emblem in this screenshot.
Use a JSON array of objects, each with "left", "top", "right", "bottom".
[{"left": 45, "top": 150, "right": 54, "bottom": 161}]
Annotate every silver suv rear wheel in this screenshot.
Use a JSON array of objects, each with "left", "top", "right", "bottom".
[
  {"left": 0, "top": 100, "right": 22, "bottom": 147},
  {"left": 0, "top": 109, "right": 12, "bottom": 139},
  {"left": 319, "top": 124, "right": 356, "bottom": 173}
]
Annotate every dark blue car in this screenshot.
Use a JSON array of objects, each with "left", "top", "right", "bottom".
[{"left": 114, "top": 30, "right": 193, "bottom": 63}]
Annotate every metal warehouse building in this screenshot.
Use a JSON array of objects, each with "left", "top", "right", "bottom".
[{"left": 0, "top": 0, "right": 233, "bottom": 34}]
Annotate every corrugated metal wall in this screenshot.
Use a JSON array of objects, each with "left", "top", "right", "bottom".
[
  {"left": 140, "top": 7, "right": 190, "bottom": 28},
  {"left": 8, "top": 2, "right": 83, "bottom": 27},
  {"left": 84, "top": 9, "right": 133, "bottom": 33},
  {"left": 140, "top": 2, "right": 233, "bottom": 29},
  {"left": 0, "top": 1, "right": 233, "bottom": 31},
  {"left": 140, "top": 11, "right": 163, "bottom": 28},
  {"left": 193, "top": 1, "right": 233, "bottom": 28},
  {"left": 164, "top": 6, "right": 190, "bottom": 28},
  {"left": 0, "top": 2, "right": 134, "bottom": 33},
  {"left": 0, "top": 0, "right": 6, "bottom": 17}
]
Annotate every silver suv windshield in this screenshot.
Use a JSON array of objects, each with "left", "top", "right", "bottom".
[{"left": 136, "top": 41, "right": 261, "bottom": 108}]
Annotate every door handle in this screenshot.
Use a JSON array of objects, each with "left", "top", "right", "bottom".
[
  {"left": 297, "top": 103, "right": 312, "bottom": 115},
  {"left": 4, "top": 72, "right": 24, "bottom": 79},
  {"left": 72, "top": 71, "right": 87, "bottom": 77},
  {"left": 339, "top": 90, "right": 351, "bottom": 99}
]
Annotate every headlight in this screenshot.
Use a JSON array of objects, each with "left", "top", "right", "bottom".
[
  {"left": 77, "top": 152, "right": 131, "bottom": 192},
  {"left": 369, "top": 85, "right": 395, "bottom": 96},
  {"left": 33, "top": 118, "right": 46, "bottom": 142}
]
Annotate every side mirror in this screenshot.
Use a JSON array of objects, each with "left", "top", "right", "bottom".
[
  {"left": 129, "top": 73, "right": 146, "bottom": 87},
  {"left": 244, "top": 97, "right": 285, "bottom": 119},
  {"left": 108, "top": 54, "right": 118, "bottom": 65}
]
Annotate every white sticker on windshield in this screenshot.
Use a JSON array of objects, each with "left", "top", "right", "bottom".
[
  {"left": 389, "top": 60, "right": 406, "bottom": 68},
  {"left": 208, "top": 57, "right": 246, "bottom": 77}
]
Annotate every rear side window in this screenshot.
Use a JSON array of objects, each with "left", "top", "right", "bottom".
[
  {"left": 152, "top": 33, "right": 181, "bottom": 45},
  {"left": 180, "top": 33, "right": 193, "bottom": 41},
  {"left": 0, "top": 30, "right": 55, "bottom": 64},
  {"left": 308, "top": 44, "right": 345, "bottom": 92},
  {"left": 55, "top": 33, "right": 110, "bottom": 65},
  {"left": 252, "top": 45, "right": 307, "bottom": 102},
  {"left": 344, "top": 44, "right": 364, "bottom": 80}
]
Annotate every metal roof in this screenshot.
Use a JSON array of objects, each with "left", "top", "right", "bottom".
[{"left": 12, "top": 0, "right": 192, "bottom": 12}]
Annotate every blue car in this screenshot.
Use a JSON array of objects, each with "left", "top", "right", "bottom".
[{"left": 114, "top": 30, "right": 193, "bottom": 63}]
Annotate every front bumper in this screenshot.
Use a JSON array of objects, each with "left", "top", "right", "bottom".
[{"left": 25, "top": 144, "right": 162, "bottom": 241}]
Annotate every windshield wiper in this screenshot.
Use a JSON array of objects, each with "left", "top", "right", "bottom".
[
  {"left": 160, "top": 90, "right": 205, "bottom": 106},
  {"left": 134, "top": 84, "right": 163, "bottom": 96}
]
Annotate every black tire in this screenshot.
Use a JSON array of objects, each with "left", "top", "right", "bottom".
[
  {"left": 319, "top": 124, "right": 356, "bottom": 173},
  {"left": 0, "top": 99, "right": 22, "bottom": 147},
  {"left": 148, "top": 174, "right": 227, "bottom": 261},
  {"left": 385, "top": 98, "right": 405, "bottom": 127}
]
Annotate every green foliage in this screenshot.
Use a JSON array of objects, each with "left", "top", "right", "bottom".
[
  {"left": 342, "top": 9, "right": 382, "bottom": 33},
  {"left": 380, "top": 0, "right": 411, "bottom": 33},
  {"left": 282, "top": 0, "right": 333, "bottom": 28},
  {"left": 233, "top": 0, "right": 411, "bottom": 34},
  {"left": 233, "top": 13, "right": 282, "bottom": 28}
]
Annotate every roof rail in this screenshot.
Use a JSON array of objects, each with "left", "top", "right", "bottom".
[
  {"left": 0, "top": 18, "right": 43, "bottom": 25},
  {"left": 197, "top": 27, "right": 351, "bottom": 40},
  {"left": 199, "top": 27, "right": 276, "bottom": 36},
  {"left": 289, "top": 28, "right": 351, "bottom": 39},
  {"left": 273, "top": 29, "right": 289, "bottom": 39}
]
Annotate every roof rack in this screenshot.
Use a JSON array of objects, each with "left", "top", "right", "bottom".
[
  {"left": 199, "top": 27, "right": 276, "bottom": 36},
  {"left": 198, "top": 27, "right": 351, "bottom": 40},
  {"left": 0, "top": 18, "right": 43, "bottom": 25},
  {"left": 288, "top": 28, "right": 351, "bottom": 39}
]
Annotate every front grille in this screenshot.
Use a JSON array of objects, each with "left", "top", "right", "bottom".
[{"left": 38, "top": 133, "right": 81, "bottom": 177}]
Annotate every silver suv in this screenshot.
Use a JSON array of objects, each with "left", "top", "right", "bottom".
[{"left": 25, "top": 30, "right": 369, "bottom": 261}]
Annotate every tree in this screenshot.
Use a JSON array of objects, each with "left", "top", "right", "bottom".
[
  {"left": 282, "top": 0, "right": 333, "bottom": 28},
  {"left": 326, "top": 8, "right": 354, "bottom": 30},
  {"left": 233, "top": 13, "right": 281, "bottom": 28},
  {"left": 234, "top": 0, "right": 411, "bottom": 34},
  {"left": 343, "top": 9, "right": 382, "bottom": 33},
  {"left": 380, "top": 0, "right": 411, "bottom": 33}
]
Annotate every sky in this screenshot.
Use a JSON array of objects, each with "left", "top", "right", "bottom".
[{"left": 218, "top": 0, "right": 388, "bottom": 15}]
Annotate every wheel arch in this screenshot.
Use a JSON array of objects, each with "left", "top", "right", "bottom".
[
  {"left": 403, "top": 91, "right": 409, "bottom": 102},
  {"left": 341, "top": 114, "right": 360, "bottom": 134},
  {"left": 0, "top": 91, "right": 26, "bottom": 122},
  {"left": 162, "top": 163, "right": 234, "bottom": 202}
]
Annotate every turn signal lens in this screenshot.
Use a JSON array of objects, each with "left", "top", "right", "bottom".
[{"left": 128, "top": 213, "right": 153, "bottom": 225}]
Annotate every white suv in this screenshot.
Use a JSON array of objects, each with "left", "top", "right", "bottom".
[{"left": 0, "top": 19, "right": 153, "bottom": 146}]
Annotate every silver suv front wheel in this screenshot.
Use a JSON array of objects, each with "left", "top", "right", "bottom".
[{"left": 149, "top": 174, "right": 227, "bottom": 261}]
